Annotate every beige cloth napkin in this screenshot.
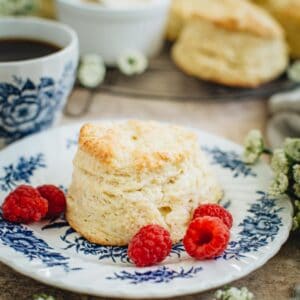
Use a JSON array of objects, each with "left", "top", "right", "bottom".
[{"left": 267, "top": 88, "right": 300, "bottom": 148}]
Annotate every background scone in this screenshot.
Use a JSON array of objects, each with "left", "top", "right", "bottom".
[
  {"left": 171, "top": 0, "right": 288, "bottom": 87},
  {"left": 252, "top": 0, "right": 300, "bottom": 58},
  {"left": 67, "top": 120, "right": 222, "bottom": 246},
  {"left": 167, "top": 0, "right": 283, "bottom": 41}
]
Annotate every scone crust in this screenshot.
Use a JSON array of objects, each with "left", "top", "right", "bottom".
[
  {"left": 172, "top": 17, "right": 288, "bottom": 87},
  {"left": 167, "top": 0, "right": 283, "bottom": 41},
  {"left": 79, "top": 120, "right": 197, "bottom": 173},
  {"left": 67, "top": 120, "right": 223, "bottom": 246},
  {"left": 252, "top": 0, "right": 300, "bottom": 58}
]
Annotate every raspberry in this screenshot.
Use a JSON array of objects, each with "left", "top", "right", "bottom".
[
  {"left": 183, "top": 216, "right": 230, "bottom": 260},
  {"left": 128, "top": 224, "right": 172, "bottom": 267},
  {"left": 2, "top": 185, "right": 48, "bottom": 223},
  {"left": 37, "top": 185, "right": 66, "bottom": 218},
  {"left": 193, "top": 204, "right": 233, "bottom": 229}
]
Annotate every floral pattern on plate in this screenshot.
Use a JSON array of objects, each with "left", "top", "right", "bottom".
[{"left": 0, "top": 123, "right": 293, "bottom": 298}]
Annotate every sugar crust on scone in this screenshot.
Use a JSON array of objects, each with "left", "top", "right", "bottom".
[{"left": 67, "top": 120, "right": 223, "bottom": 246}]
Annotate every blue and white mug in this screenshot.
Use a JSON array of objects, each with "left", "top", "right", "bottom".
[{"left": 0, "top": 17, "right": 78, "bottom": 149}]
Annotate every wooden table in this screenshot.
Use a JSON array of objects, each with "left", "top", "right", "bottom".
[{"left": 0, "top": 90, "right": 299, "bottom": 300}]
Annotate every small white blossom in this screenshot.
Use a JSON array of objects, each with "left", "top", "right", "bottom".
[
  {"left": 271, "top": 149, "right": 289, "bottom": 175},
  {"left": 78, "top": 54, "right": 106, "bottom": 88},
  {"left": 243, "top": 130, "right": 264, "bottom": 164},
  {"left": 81, "top": 53, "right": 103, "bottom": 66},
  {"left": 294, "top": 283, "right": 300, "bottom": 298},
  {"left": 0, "top": 0, "right": 36, "bottom": 15},
  {"left": 293, "top": 164, "right": 300, "bottom": 183},
  {"left": 269, "top": 173, "right": 289, "bottom": 196},
  {"left": 293, "top": 211, "right": 300, "bottom": 230},
  {"left": 215, "top": 286, "right": 254, "bottom": 300},
  {"left": 78, "top": 65, "right": 105, "bottom": 88},
  {"left": 33, "top": 294, "right": 55, "bottom": 300},
  {"left": 284, "top": 138, "right": 300, "bottom": 162},
  {"left": 294, "top": 183, "right": 300, "bottom": 198},
  {"left": 117, "top": 50, "right": 148, "bottom": 76},
  {"left": 288, "top": 60, "right": 300, "bottom": 83}
]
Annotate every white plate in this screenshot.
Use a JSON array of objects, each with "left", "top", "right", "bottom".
[{"left": 0, "top": 122, "right": 293, "bottom": 298}]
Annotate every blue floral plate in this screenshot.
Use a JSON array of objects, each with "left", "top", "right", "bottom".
[{"left": 0, "top": 122, "right": 293, "bottom": 298}]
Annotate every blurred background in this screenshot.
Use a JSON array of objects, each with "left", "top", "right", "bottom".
[{"left": 0, "top": 0, "right": 299, "bottom": 147}]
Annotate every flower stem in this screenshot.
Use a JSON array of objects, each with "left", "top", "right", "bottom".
[{"left": 263, "top": 148, "right": 273, "bottom": 155}]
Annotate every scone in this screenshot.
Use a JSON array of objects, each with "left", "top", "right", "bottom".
[
  {"left": 167, "top": 0, "right": 284, "bottom": 41},
  {"left": 171, "top": 0, "right": 288, "bottom": 87},
  {"left": 252, "top": 0, "right": 300, "bottom": 58},
  {"left": 67, "top": 120, "right": 222, "bottom": 246}
]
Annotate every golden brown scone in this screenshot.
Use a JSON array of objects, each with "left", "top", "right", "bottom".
[
  {"left": 172, "top": 18, "right": 288, "bottom": 87},
  {"left": 252, "top": 0, "right": 300, "bottom": 58},
  {"left": 67, "top": 120, "right": 223, "bottom": 246},
  {"left": 166, "top": 0, "right": 283, "bottom": 41},
  {"left": 170, "top": 0, "right": 288, "bottom": 87}
]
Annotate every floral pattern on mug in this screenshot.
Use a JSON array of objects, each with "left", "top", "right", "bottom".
[{"left": 0, "top": 62, "right": 74, "bottom": 145}]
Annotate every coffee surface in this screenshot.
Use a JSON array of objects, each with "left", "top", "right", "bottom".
[{"left": 0, "top": 38, "right": 61, "bottom": 62}]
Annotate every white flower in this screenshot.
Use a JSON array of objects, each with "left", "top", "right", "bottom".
[
  {"left": 294, "top": 284, "right": 300, "bottom": 298},
  {"left": 293, "top": 164, "right": 300, "bottom": 183},
  {"left": 284, "top": 138, "right": 300, "bottom": 162},
  {"left": 288, "top": 60, "right": 300, "bottom": 83},
  {"left": 78, "top": 65, "right": 105, "bottom": 88},
  {"left": 294, "top": 183, "right": 300, "bottom": 198},
  {"left": 0, "top": 0, "right": 36, "bottom": 15},
  {"left": 33, "top": 294, "right": 55, "bottom": 300},
  {"left": 215, "top": 286, "right": 254, "bottom": 300},
  {"left": 78, "top": 54, "right": 106, "bottom": 88},
  {"left": 269, "top": 173, "right": 289, "bottom": 196},
  {"left": 81, "top": 53, "right": 103, "bottom": 66},
  {"left": 243, "top": 130, "right": 264, "bottom": 164},
  {"left": 271, "top": 149, "right": 289, "bottom": 175},
  {"left": 117, "top": 50, "right": 148, "bottom": 76}
]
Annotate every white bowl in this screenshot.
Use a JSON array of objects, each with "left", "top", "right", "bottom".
[{"left": 56, "top": 0, "right": 170, "bottom": 65}]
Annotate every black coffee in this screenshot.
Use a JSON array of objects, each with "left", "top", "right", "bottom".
[{"left": 0, "top": 38, "right": 61, "bottom": 62}]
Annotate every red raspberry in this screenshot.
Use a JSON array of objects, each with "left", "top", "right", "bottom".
[
  {"left": 37, "top": 185, "right": 66, "bottom": 218},
  {"left": 2, "top": 185, "right": 48, "bottom": 223},
  {"left": 128, "top": 224, "right": 172, "bottom": 267},
  {"left": 193, "top": 204, "right": 233, "bottom": 229},
  {"left": 183, "top": 216, "right": 230, "bottom": 260}
]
